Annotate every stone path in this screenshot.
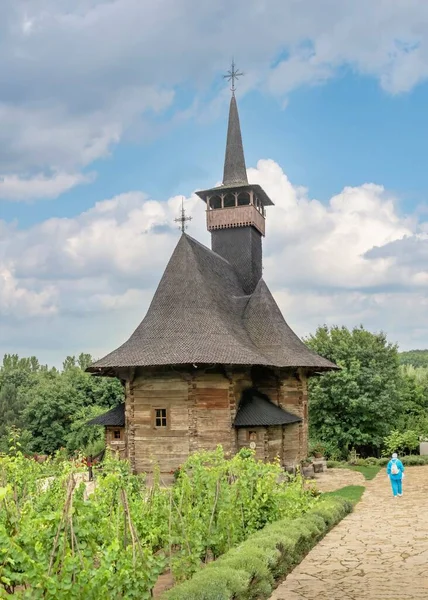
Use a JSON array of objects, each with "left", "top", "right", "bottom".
[{"left": 270, "top": 466, "right": 428, "bottom": 600}]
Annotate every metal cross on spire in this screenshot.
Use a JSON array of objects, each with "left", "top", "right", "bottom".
[
  {"left": 174, "top": 197, "right": 192, "bottom": 233},
  {"left": 223, "top": 59, "right": 244, "bottom": 95}
]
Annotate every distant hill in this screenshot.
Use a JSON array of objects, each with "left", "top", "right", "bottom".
[{"left": 399, "top": 350, "right": 428, "bottom": 368}]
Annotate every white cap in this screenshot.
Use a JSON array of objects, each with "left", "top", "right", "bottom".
[{"left": 392, "top": 453, "right": 398, "bottom": 459}]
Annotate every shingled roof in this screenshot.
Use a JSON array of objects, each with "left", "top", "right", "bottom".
[
  {"left": 87, "top": 404, "right": 125, "bottom": 427},
  {"left": 234, "top": 388, "right": 302, "bottom": 427},
  {"left": 88, "top": 234, "right": 337, "bottom": 372}
]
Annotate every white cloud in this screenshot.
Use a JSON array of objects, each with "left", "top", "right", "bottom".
[
  {"left": 0, "top": 159, "right": 426, "bottom": 361},
  {"left": 251, "top": 160, "right": 420, "bottom": 291},
  {"left": 0, "top": 171, "right": 95, "bottom": 202},
  {"left": 4, "top": 192, "right": 206, "bottom": 282},
  {"left": 1, "top": 0, "right": 428, "bottom": 198},
  {"left": 0, "top": 267, "right": 57, "bottom": 318}
]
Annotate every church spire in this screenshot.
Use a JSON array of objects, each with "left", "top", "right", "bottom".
[
  {"left": 222, "top": 95, "right": 248, "bottom": 186},
  {"left": 222, "top": 61, "right": 248, "bottom": 187},
  {"left": 195, "top": 61, "right": 274, "bottom": 294}
]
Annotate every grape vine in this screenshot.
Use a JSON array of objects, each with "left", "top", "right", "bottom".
[{"left": 0, "top": 443, "right": 316, "bottom": 598}]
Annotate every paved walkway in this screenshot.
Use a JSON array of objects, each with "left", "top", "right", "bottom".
[{"left": 271, "top": 466, "right": 428, "bottom": 600}]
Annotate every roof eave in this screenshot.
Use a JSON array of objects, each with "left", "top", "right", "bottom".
[
  {"left": 196, "top": 183, "right": 274, "bottom": 206},
  {"left": 87, "top": 361, "right": 339, "bottom": 373},
  {"left": 234, "top": 418, "right": 302, "bottom": 428}
]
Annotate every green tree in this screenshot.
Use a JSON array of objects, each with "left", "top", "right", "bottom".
[
  {"left": 0, "top": 353, "right": 124, "bottom": 455},
  {"left": 396, "top": 365, "right": 428, "bottom": 436},
  {"left": 306, "top": 325, "right": 401, "bottom": 458},
  {"left": 65, "top": 405, "right": 108, "bottom": 455},
  {"left": 0, "top": 354, "right": 46, "bottom": 452}
]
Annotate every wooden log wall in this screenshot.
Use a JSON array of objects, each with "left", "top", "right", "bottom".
[
  {"left": 192, "top": 373, "right": 233, "bottom": 453},
  {"left": 131, "top": 371, "right": 190, "bottom": 474},
  {"left": 236, "top": 427, "right": 266, "bottom": 461},
  {"left": 126, "top": 368, "right": 254, "bottom": 474},
  {"left": 278, "top": 369, "right": 309, "bottom": 462},
  {"left": 123, "top": 366, "right": 308, "bottom": 474},
  {"left": 105, "top": 427, "right": 125, "bottom": 446}
]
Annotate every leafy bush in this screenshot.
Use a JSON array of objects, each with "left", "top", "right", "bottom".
[
  {"left": 382, "top": 430, "right": 420, "bottom": 456},
  {"left": 317, "top": 439, "right": 342, "bottom": 461},
  {"left": 401, "top": 455, "right": 428, "bottom": 466},
  {"left": 328, "top": 455, "right": 428, "bottom": 469},
  {"left": 326, "top": 460, "right": 344, "bottom": 468},
  {"left": 162, "top": 496, "right": 353, "bottom": 600},
  {"left": 308, "top": 440, "right": 325, "bottom": 457}
]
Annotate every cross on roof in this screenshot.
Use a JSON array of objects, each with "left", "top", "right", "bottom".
[
  {"left": 174, "top": 198, "right": 192, "bottom": 233},
  {"left": 223, "top": 59, "right": 244, "bottom": 95}
]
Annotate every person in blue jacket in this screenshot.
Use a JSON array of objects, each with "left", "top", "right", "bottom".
[{"left": 387, "top": 452, "right": 404, "bottom": 497}]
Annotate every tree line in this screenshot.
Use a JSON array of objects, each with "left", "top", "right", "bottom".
[
  {"left": 0, "top": 353, "right": 123, "bottom": 456},
  {"left": 1, "top": 329, "right": 427, "bottom": 459}
]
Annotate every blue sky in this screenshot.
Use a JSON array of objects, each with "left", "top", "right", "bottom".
[{"left": 0, "top": 0, "right": 427, "bottom": 364}]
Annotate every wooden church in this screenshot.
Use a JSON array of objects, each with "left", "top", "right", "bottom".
[{"left": 87, "top": 86, "right": 337, "bottom": 475}]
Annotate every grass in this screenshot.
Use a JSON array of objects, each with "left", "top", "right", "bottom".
[
  {"left": 347, "top": 465, "right": 381, "bottom": 480},
  {"left": 324, "top": 485, "right": 365, "bottom": 505}
]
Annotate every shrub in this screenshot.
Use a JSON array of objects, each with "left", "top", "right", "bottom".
[
  {"left": 318, "top": 440, "right": 342, "bottom": 461},
  {"left": 401, "top": 455, "right": 428, "bottom": 466},
  {"left": 164, "top": 568, "right": 247, "bottom": 600},
  {"left": 329, "top": 455, "right": 428, "bottom": 469},
  {"left": 382, "top": 430, "right": 420, "bottom": 456},
  {"left": 326, "top": 460, "right": 344, "bottom": 468},
  {"left": 212, "top": 545, "right": 274, "bottom": 598},
  {"left": 308, "top": 440, "right": 325, "bottom": 457},
  {"left": 162, "top": 497, "right": 352, "bottom": 600}
]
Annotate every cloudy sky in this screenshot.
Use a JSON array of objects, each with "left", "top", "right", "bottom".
[{"left": 1, "top": 0, "right": 427, "bottom": 366}]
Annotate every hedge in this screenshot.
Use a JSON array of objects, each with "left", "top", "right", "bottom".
[
  {"left": 161, "top": 496, "right": 352, "bottom": 600},
  {"left": 327, "top": 455, "right": 428, "bottom": 469}
]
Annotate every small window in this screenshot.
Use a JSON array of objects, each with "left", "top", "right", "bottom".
[
  {"left": 248, "top": 431, "right": 257, "bottom": 442},
  {"left": 114, "top": 430, "right": 121, "bottom": 439},
  {"left": 154, "top": 408, "right": 167, "bottom": 428}
]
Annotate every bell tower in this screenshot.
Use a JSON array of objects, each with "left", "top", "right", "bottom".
[{"left": 196, "top": 62, "right": 274, "bottom": 294}]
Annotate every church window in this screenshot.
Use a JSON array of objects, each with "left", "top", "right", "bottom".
[
  {"left": 248, "top": 431, "right": 257, "bottom": 441},
  {"left": 113, "top": 430, "right": 121, "bottom": 440},
  {"left": 154, "top": 408, "right": 168, "bottom": 428}
]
